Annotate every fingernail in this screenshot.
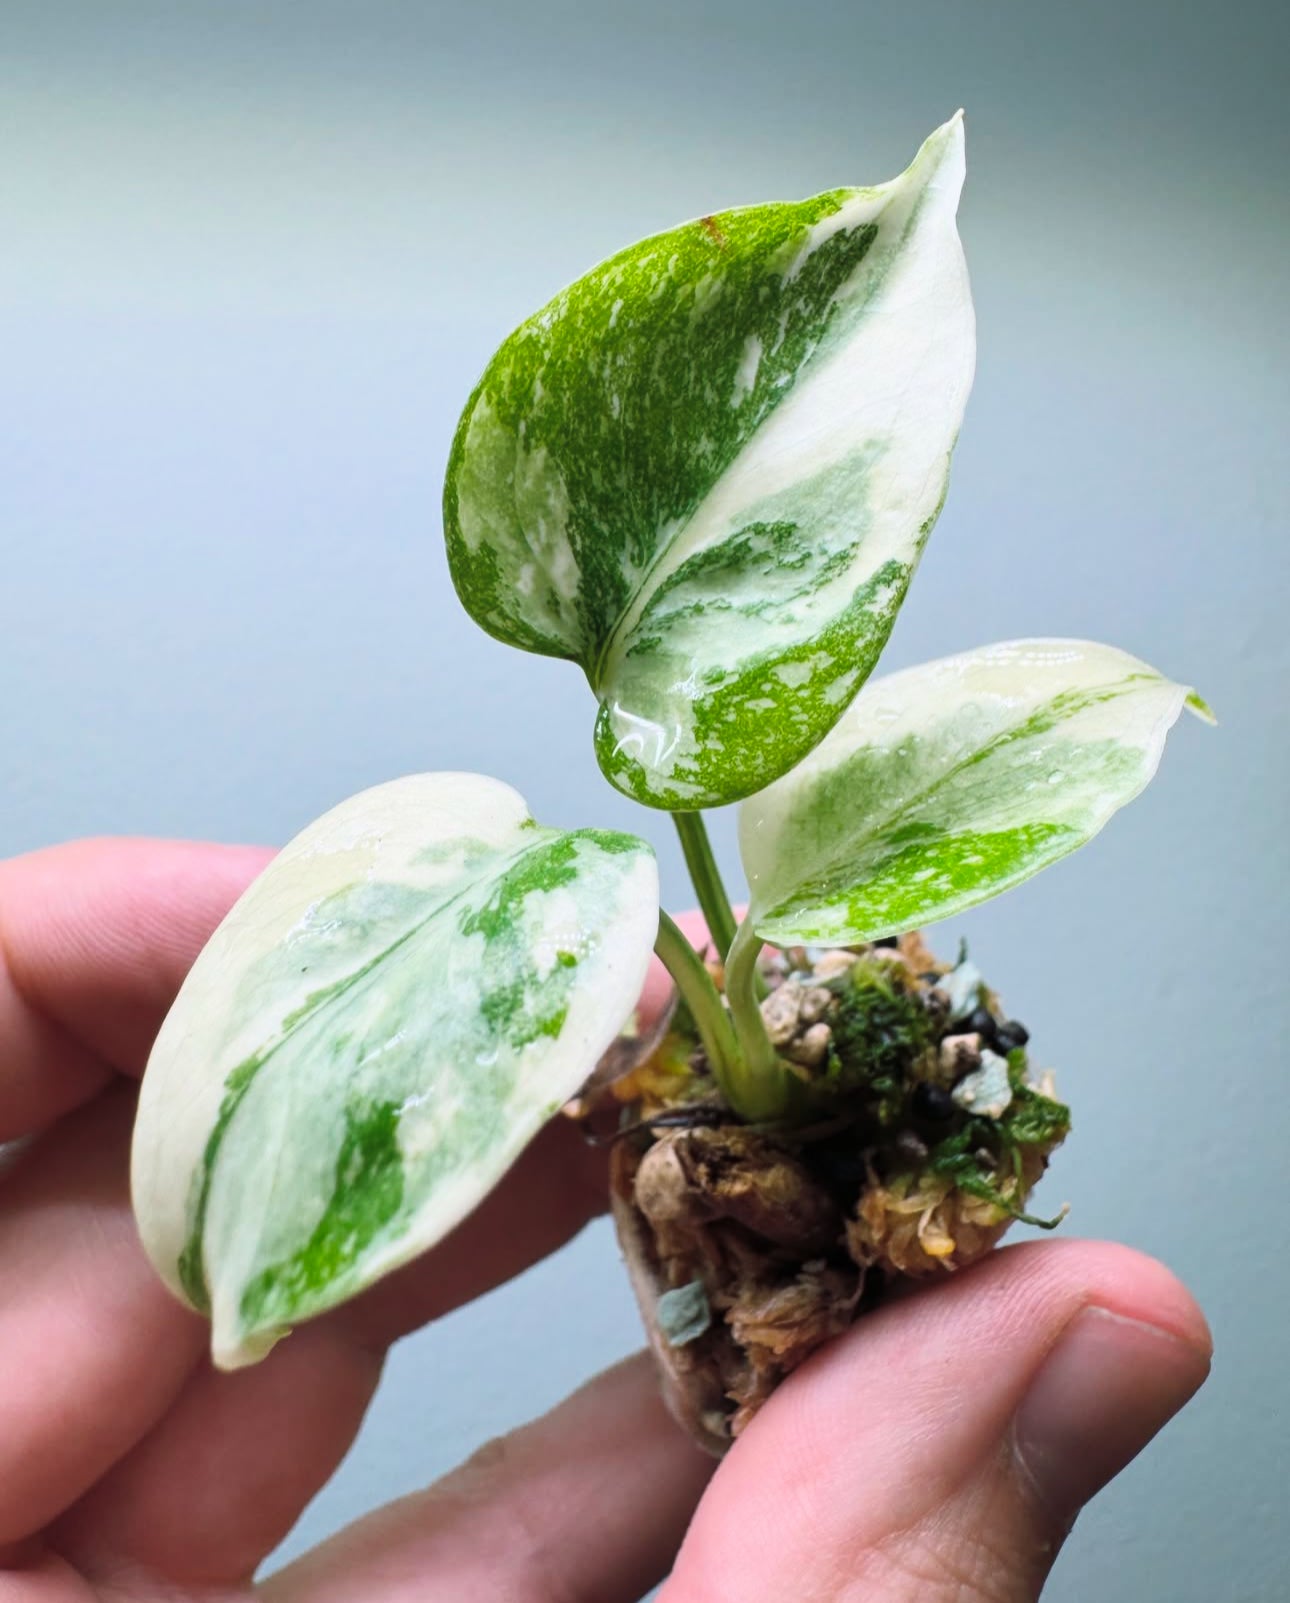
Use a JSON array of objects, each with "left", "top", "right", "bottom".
[{"left": 1013, "top": 1307, "right": 1210, "bottom": 1521}]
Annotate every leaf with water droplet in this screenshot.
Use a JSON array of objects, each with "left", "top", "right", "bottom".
[
  {"left": 132, "top": 774, "right": 658, "bottom": 1368},
  {"left": 738, "top": 639, "right": 1209, "bottom": 946},
  {"left": 445, "top": 118, "right": 975, "bottom": 807}
]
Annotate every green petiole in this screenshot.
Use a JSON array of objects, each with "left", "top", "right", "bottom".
[
  {"left": 653, "top": 909, "right": 742, "bottom": 1108},
  {"left": 653, "top": 909, "right": 796, "bottom": 1123},
  {"left": 671, "top": 812, "right": 738, "bottom": 962},
  {"left": 721, "top": 918, "right": 797, "bottom": 1123}
]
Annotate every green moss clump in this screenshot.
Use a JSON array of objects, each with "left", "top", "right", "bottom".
[
  {"left": 825, "top": 962, "right": 932, "bottom": 1122},
  {"left": 925, "top": 1049, "right": 1071, "bottom": 1226},
  {"left": 1001, "top": 1049, "right": 1071, "bottom": 1146}
]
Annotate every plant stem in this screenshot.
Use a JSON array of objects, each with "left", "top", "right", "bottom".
[
  {"left": 653, "top": 910, "right": 743, "bottom": 1109},
  {"left": 672, "top": 812, "right": 738, "bottom": 962},
  {"left": 721, "top": 920, "right": 800, "bottom": 1124}
]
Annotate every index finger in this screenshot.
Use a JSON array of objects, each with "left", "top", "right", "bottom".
[{"left": 0, "top": 838, "right": 273, "bottom": 1138}]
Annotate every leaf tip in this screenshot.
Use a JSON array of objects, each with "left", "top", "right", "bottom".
[
  {"left": 932, "top": 108, "right": 966, "bottom": 155},
  {"left": 906, "top": 110, "right": 968, "bottom": 209},
  {"left": 1185, "top": 688, "right": 1218, "bottom": 726},
  {"left": 212, "top": 1313, "right": 288, "bottom": 1373}
]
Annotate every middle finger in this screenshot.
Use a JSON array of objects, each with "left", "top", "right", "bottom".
[{"left": 46, "top": 1115, "right": 610, "bottom": 1584}]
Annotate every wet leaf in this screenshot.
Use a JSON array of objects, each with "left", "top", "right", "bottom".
[
  {"left": 739, "top": 639, "right": 1210, "bottom": 946},
  {"left": 446, "top": 117, "right": 975, "bottom": 807},
  {"left": 131, "top": 773, "right": 658, "bottom": 1367}
]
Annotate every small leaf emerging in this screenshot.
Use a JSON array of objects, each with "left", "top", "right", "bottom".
[
  {"left": 131, "top": 773, "right": 658, "bottom": 1368},
  {"left": 445, "top": 116, "right": 975, "bottom": 807},
  {"left": 739, "top": 639, "right": 1208, "bottom": 946}
]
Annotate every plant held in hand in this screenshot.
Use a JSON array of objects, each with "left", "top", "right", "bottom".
[{"left": 131, "top": 115, "right": 1210, "bottom": 1451}]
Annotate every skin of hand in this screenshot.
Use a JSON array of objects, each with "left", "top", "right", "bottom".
[{"left": 0, "top": 839, "right": 1210, "bottom": 1603}]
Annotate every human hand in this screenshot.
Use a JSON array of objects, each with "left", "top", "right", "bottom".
[{"left": 0, "top": 839, "right": 1210, "bottom": 1602}]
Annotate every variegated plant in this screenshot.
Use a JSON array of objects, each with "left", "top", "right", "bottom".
[{"left": 131, "top": 115, "right": 1210, "bottom": 1367}]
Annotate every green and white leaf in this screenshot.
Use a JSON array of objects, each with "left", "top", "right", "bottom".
[
  {"left": 445, "top": 115, "right": 975, "bottom": 808},
  {"left": 739, "top": 639, "right": 1211, "bottom": 946},
  {"left": 131, "top": 773, "right": 658, "bottom": 1369}
]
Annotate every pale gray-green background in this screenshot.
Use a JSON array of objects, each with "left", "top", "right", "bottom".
[{"left": 4, "top": 3, "right": 1286, "bottom": 1598}]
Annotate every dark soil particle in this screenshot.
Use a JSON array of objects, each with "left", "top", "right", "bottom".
[
  {"left": 966, "top": 1004, "right": 1001, "bottom": 1044},
  {"left": 911, "top": 1081, "right": 957, "bottom": 1121}
]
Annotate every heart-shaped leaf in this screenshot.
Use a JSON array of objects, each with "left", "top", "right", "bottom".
[
  {"left": 131, "top": 773, "right": 658, "bottom": 1368},
  {"left": 739, "top": 640, "right": 1212, "bottom": 946},
  {"left": 445, "top": 115, "right": 975, "bottom": 808}
]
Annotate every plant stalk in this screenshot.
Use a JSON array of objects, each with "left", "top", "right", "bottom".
[
  {"left": 653, "top": 910, "right": 743, "bottom": 1108},
  {"left": 720, "top": 919, "right": 799, "bottom": 1123},
  {"left": 672, "top": 812, "right": 738, "bottom": 962}
]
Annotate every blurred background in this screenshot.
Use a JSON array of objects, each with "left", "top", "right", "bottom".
[{"left": 4, "top": 2, "right": 1286, "bottom": 1597}]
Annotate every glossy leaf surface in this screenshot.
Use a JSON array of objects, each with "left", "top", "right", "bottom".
[
  {"left": 445, "top": 116, "right": 975, "bottom": 807},
  {"left": 131, "top": 774, "right": 658, "bottom": 1367},
  {"left": 739, "top": 640, "right": 1211, "bottom": 946}
]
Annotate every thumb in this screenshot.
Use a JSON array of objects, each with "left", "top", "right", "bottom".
[{"left": 661, "top": 1239, "right": 1210, "bottom": 1603}]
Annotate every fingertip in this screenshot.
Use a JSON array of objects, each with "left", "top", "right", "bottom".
[
  {"left": 682, "top": 1239, "right": 1210, "bottom": 1529},
  {"left": 866, "top": 1237, "right": 1211, "bottom": 1367},
  {"left": 1011, "top": 1300, "right": 1211, "bottom": 1523},
  {"left": 662, "top": 1238, "right": 1211, "bottom": 1602},
  {"left": 1034, "top": 1238, "right": 1212, "bottom": 1361}
]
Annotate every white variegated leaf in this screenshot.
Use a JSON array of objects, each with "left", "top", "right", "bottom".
[
  {"left": 739, "top": 639, "right": 1212, "bottom": 946},
  {"left": 131, "top": 773, "right": 658, "bottom": 1368},
  {"left": 446, "top": 116, "right": 975, "bottom": 808}
]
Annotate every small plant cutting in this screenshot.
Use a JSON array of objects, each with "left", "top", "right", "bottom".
[{"left": 131, "top": 115, "right": 1210, "bottom": 1453}]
